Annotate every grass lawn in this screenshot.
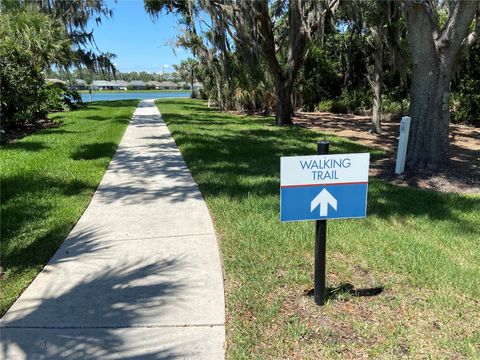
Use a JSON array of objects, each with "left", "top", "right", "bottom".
[
  {"left": 0, "top": 100, "right": 137, "bottom": 315},
  {"left": 157, "top": 99, "right": 480, "bottom": 358}
]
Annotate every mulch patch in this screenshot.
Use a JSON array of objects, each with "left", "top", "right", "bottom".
[
  {"left": 294, "top": 112, "right": 480, "bottom": 194},
  {"left": 1, "top": 118, "right": 62, "bottom": 144}
]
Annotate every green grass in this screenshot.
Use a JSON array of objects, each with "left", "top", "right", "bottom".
[
  {"left": 0, "top": 100, "right": 137, "bottom": 315},
  {"left": 157, "top": 99, "right": 480, "bottom": 358}
]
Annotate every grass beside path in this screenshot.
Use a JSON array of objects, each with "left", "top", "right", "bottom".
[
  {"left": 0, "top": 100, "right": 137, "bottom": 315},
  {"left": 157, "top": 99, "right": 480, "bottom": 358}
]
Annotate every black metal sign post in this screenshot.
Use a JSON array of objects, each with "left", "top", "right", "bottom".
[{"left": 315, "top": 140, "right": 329, "bottom": 305}]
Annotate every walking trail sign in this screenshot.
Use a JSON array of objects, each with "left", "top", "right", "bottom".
[{"left": 280, "top": 153, "right": 370, "bottom": 222}]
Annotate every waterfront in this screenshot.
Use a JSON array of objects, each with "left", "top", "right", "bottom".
[{"left": 80, "top": 91, "right": 191, "bottom": 102}]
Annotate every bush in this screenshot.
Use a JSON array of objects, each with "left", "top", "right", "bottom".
[
  {"left": 317, "top": 99, "right": 348, "bottom": 114},
  {"left": 145, "top": 84, "right": 156, "bottom": 90},
  {"left": 0, "top": 44, "right": 48, "bottom": 129},
  {"left": 44, "top": 82, "right": 66, "bottom": 112},
  {"left": 451, "top": 93, "right": 480, "bottom": 125},
  {"left": 340, "top": 89, "right": 372, "bottom": 113},
  {"left": 317, "top": 100, "right": 334, "bottom": 112},
  {"left": 451, "top": 44, "right": 480, "bottom": 126},
  {"left": 376, "top": 96, "right": 408, "bottom": 122},
  {"left": 46, "top": 82, "right": 83, "bottom": 111},
  {"left": 198, "top": 88, "right": 208, "bottom": 100},
  {"left": 300, "top": 45, "right": 342, "bottom": 111}
]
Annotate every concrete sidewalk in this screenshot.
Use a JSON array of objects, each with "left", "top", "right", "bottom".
[{"left": 1, "top": 100, "right": 225, "bottom": 359}]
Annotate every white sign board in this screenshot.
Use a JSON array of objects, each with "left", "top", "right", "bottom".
[{"left": 280, "top": 153, "right": 370, "bottom": 221}]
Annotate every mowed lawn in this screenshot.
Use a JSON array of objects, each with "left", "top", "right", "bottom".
[
  {"left": 157, "top": 99, "right": 480, "bottom": 359},
  {"left": 0, "top": 100, "right": 137, "bottom": 315}
]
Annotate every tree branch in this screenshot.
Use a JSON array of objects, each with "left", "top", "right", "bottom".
[
  {"left": 460, "top": 6, "right": 480, "bottom": 52},
  {"left": 436, "top": 0, "right": 479, "bottom": 53}
]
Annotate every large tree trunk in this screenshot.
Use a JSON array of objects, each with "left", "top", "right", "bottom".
[
  {"left": 275, "top": 76, "right": 294, "bottom": 126},
  {"left": 404, "top": 1, "right": 479, "bottom": 170},
  {"left": 407, "top": 55, "right": 452, "bottom": 170}
]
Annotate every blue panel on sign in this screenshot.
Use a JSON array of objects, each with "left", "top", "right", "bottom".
[{"left": 280, "top": 183, "right": 368, "bottom": 222}]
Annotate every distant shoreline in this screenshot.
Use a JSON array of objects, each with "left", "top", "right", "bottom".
[{"left": 78, "top": 89, "right": 192, "bottom": 94}]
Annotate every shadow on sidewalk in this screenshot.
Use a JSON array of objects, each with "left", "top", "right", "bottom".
[{"left": 1, "top": 249, "right": 193, "bottom": 359}]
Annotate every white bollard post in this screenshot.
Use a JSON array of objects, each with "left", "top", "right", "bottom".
[{"left": 395, "top": 116, "right": 411, "bottom": 175}]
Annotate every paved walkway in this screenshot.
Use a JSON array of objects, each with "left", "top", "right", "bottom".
[{"left": 1, "top": 100, "right": 225, "bottom": 359}]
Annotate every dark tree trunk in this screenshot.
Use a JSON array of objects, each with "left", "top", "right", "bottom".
[
  {"left": 275, "top": 77, "right": 294, "bottom": 126},
  {"left": 404, "top": 1, "right": 479, "bottom": 170},
  {"left": 407, "top": 57, "right": 452, "bottom": 170}
]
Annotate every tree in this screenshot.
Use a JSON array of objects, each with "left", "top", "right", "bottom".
[
  {"left": 0, "top": 5, "right": 72, "bottom": 70},
  {"left": 145, "top": 0, "right": 235, "bottom": 110},
  {"left": 174, "top": 59, "right": 198, "bottom": 97},
  {"left": 2, "top": 0, "right": 117, "bottom": 74},
  {"left": 0, "top": 4, "right": 75, "bottom": 128},
  {"left": 402, "top": 0, "right": 479, "bottom": 170},
  {"left": 215, "top": 0, "right": 339, "bottom": 125},
  {"left": 341, "top": 1, "right": 407, "bottom": 133},
  {"left": 0, "top": 44, "right": 48, "bottom": 129}
]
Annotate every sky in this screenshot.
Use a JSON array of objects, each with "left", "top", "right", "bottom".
[{"left": 88, "top": 0, "right": 192, "bottom": 73}]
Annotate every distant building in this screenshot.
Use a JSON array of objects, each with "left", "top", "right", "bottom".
[
  {"left": 90, "top": 80, "right": 130, "bottom": 90},
  {"left": 158, "top": 81, "right": 179, "bottom": 90},
  {"left": 146, "top": 81, "right": 162, "bottom": 89},
  {"left": 91, "top": 80, "right": 113, "bottom": 90},
  {"left": 110, "top": 80, "right": 129, "bottom": 90},
  {"left": 73, "top": 79, "right": 88, "bottom": 90},
  {"left": 129, "top": 80, "right": 146, "bottom": 90}
]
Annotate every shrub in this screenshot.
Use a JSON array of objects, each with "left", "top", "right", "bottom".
[
  {"left": 42, "top": 82, "right": 83, "bottom": 113},
  {"left": 44, "top": 82, "right": 65, "bottom": 111},
  {"left": 198, "top": 88, "right": 209, "bottom": 100},
  {"left": 145, "top": 84, "right": 156, "bottom": 90},
  {"left": 331, "top": 100, "right": 348, "bottom": 114},
  {"left": 317, "top": 99, "right": 348, "bottom": 114},
  {"left": 340, "top": 89, "right": 372, "bottom": 113},
  {"left": 300, "top": 45, "right": 342, "bottom": 111},
  {"left": 451, "top": 44, "right": 480, "bottom": 126},
  {"left": 451, "top": 93, "right": 480, "bottom": 125},
  {"left": 382, "top": 96, "right": 402, "bottom": 114},
  {"left": 0, "top": 44, "right": 48, "bottom": 129},
  {"left": 317, "top": 100, "right": 334, "bottom": 112}
]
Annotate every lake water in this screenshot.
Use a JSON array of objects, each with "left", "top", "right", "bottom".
[{"left": 81, "top": 91, "right": 191, "bottom": 102}]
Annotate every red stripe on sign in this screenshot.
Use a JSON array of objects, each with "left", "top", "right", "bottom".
[{"left": 281, "top": 181, "right": 368, "bottom": 188}]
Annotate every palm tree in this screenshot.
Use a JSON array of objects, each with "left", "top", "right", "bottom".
[{"left": 0, "top": 5, "right": 72, "bottom": 71}]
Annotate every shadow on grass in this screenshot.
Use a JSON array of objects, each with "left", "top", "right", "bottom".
[
  {"left": 1, "top": 142, "right": 49, "bottom": 152},
  {"left": 156, "top": 99, "right": 480, "bottom": 234},
  {"left": 304, "top": 284, "right": 384, "bottom": 301},
  {"left": 71, "top": 142, "right": 118, "bottom": 160},
  {"left": 0, "top": 175, "right": 95, "bottom": 303},
  {"left": 368, "top": 179, "right": 480, "bottom": 233}
]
